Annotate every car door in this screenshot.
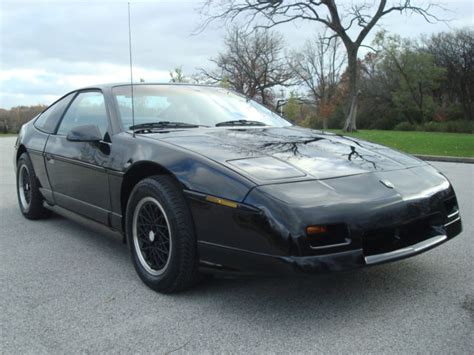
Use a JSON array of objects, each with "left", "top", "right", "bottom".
[
  {"left": 44, "top": 90, "right": 112, "bottom": 225},
  {"left": 24, "top": 92, "right": 76, "bottom": 205}
]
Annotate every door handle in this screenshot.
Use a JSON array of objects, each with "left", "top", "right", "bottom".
[{"left": 45, "top": 154, "right": 54, "bottom": 163}]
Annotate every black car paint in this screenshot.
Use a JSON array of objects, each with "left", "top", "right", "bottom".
[{"left": 14, "top": 83, "right": 463, "bottom": 274}]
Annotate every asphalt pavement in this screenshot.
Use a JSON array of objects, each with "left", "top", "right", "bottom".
[{"left": 1, "top": 136, "right": 473, "bottom": 354}]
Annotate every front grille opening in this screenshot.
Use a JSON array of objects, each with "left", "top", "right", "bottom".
[
  {"left": 307, "top": 224, "right": 349, "bottom": 249},
  {"left": 363, "top": 215, "right": 437, "bottom": 256}
]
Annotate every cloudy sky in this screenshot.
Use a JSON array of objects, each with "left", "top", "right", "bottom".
[{"left": 1, "top": 0, "right": 472, "bottom": 108}]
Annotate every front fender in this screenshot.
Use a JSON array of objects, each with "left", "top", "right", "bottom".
[{"left": 107, "top": 133, "right": 256, "bottom": 207}]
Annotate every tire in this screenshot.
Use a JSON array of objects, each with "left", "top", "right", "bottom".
[
  {"left": 16, "top": 153, "right": 52, "bottom": 220},
  {"left": 125, "top": 175, "right": 200, "bottom": 293}
]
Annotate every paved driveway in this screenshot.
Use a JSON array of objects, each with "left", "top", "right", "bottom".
[{"left": 1, "top": 136, "right": 473, "bottom": 353}]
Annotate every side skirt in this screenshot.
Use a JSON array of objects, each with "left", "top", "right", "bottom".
[{"left": 43, "top": 202, "right": 123, "bottom": 240}]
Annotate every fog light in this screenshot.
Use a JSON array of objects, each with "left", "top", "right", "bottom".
[
  {"left": 306, "top": 224, "right": 351, "bottom": 249},
  {"left": 306, "top": 225, "right": 328, "bottom": 235}
]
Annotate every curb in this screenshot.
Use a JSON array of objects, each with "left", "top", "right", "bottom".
[{"left": 414, "top": 154, "right": 474, "bottom": 164}]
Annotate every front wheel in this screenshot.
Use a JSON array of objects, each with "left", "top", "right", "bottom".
[
  {"left": 125, "top": 175, "right": 200, "bottom": 293},
  {"left": 16, "top": 153, "right": 51, "bottom": 220}
]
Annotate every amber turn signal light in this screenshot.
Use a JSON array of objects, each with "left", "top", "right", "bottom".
[
  {"left": 205, "top": 195, "right": 238, "bottom": 208},
  {"left": 306, "top": 225, "right": 328, "bottom": 235}
]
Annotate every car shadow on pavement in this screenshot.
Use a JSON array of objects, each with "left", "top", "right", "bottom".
[
  {"left": 47, "top": 211, "right": 450, "bottom": 326},
  {"left": 173, "top": 257, "right": 447, "bottom": 326}
]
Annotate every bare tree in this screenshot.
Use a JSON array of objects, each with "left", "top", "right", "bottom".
[
  {"left": 289, "top": 30, "right": 345, "bottom": 128},
  {"left": 200, "top": 26, "right": 294, "bottom": 106},
  {"left": 169, "top": 66, "right": 188, "bottom": 83},
  {"left": 201, "top": 0, "right": 441, "bottom": 131}
]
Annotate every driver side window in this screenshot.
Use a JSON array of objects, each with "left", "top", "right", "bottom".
[{"left": 57, "top": 91, "right": 109, "bottom": 137}]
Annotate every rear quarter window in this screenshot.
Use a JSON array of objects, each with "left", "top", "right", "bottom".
[{"left": 34, "top": 93, "right": 75, "bottom": 133}]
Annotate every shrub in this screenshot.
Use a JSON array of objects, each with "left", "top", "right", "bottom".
[
  {"left": 423, "top": 121, "right": 442, "bottom": 132},
  {"left": 369, "top": 117, "right": 396, "bottom": 130},
  {"left": 326, "top": 107, "right": 345, "bottom": 129},
  {"left": 394, "top": 122, "right": 415, "bottom": 131},
  {"left": 445, "top": 120, "right": 474, "bottom": 133},
  {"left": 444, "top": 103, "right": 465, "bottom": 121},
  {"left": 421, "top": 120, "right": 473, "bottom": 133}
]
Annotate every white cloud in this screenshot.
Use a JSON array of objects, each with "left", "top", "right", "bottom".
[
  {"left": 0, "top": 63, "right": 169, "bottom": 107},
  {"left": 1, "top": 0, "right": 473, "bottom": 108}
]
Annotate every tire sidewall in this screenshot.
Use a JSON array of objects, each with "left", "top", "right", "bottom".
[
  {"left": 16, "top": 153, "right": 51, "bottom": 220},
  {"left": 125, "top": 177, "right": 190, "bottom": 290},
  {"left": 17, "top": 155, "right": 33, "bottom": 214}
]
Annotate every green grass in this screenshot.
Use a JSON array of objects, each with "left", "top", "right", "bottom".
[
  {"left": 1, "top": 130, "right": 473, "bottom": 157},
  {"left": 327, "top": 130, "right": 474, "bottom": 157},
  {"left": 0, "top": 134, "right": 17, "bottom": 137}
]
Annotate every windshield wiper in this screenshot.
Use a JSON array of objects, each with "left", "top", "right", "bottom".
[
  {"left": 215, "top": 119, "right": 267, "bottom": 127},
  {"left": 130, "top": 121, "right": 201, "bottom": 132}
]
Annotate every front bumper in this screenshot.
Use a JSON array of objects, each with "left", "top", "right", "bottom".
[
  {"left": 198, "top": 216, "right": 462, "bottom": 274},
  {"left": 364, "top": 234, "right": 447, "bottom": 265},
  {"left": 189, "top": 164, "right": 463, "bottom": 275}
]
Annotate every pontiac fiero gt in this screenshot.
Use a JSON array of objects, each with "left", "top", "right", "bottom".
[{"left": 14, "top": 84, "right": 462, "bottom": 292}]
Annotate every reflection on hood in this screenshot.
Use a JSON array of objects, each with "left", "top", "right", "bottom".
[{"left": 156, "top": 126, "right": 425, "bottom": 181}]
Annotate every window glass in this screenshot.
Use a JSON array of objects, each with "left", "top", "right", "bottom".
[
  {"left": 34, "top": 93, "right": 75, "bottom": 133},
  {"left": 113, "top": 85, "right": 291, "bottom": 129},
  {"left": 57, "top": 91, "right": 108, "bottom": 137}
]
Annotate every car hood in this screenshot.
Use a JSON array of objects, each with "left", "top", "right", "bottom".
[{"left": 148, "top": 126, "right": 426, "bottom": 182}]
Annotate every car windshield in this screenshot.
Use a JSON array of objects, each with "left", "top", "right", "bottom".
[{"left": 112, "top": 84, "right": 292, "bottom": 130}]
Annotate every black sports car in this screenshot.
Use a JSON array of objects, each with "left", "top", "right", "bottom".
[{"left": 14, "top": 83, "right": 462, "bottom": 293}]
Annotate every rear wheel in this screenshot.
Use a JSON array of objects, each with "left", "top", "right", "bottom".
[
  {"left": 125, "top": 175, "right": 200, "bottom": 293},
  {"left": 16, "top": 153, "right": 51, "bottom": 219}
]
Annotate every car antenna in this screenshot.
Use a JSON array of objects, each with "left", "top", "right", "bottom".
[{"left": 127, "top": 1, "right": 136, "bottom": 137}]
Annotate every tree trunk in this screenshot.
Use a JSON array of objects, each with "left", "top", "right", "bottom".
[
  {"left": 323, "top": 117, "right": 328, "bottom": 130},
  {"left": 459, "top": 85, "right": 472, "bottom": 121},
  {"left": 343, "top": 48, "right": 358, "bottom": 132},
  {"left": 418, "top": 82, "right": 424, "bottom": 123},
  {"left": 344, "top": 94, "right": 358, "bottom": 131}
]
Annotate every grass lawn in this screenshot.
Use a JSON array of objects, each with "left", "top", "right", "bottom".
[
  {"left": 1, "top": 131, "right": 472, "bottom": 157},
  {"left": 328, "top": 130, "right": 474, "bottom": 157},
  {"left": 0, "top": 134, "right": 17, "bottom": 138}
]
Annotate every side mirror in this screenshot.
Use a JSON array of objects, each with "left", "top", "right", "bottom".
[{"left": 66, "top": 125, "right": 102, "bottom": 142}]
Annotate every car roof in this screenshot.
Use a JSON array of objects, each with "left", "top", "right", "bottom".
[{"left": 75, "top": 82, "right": 219, "bottom": 91}]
